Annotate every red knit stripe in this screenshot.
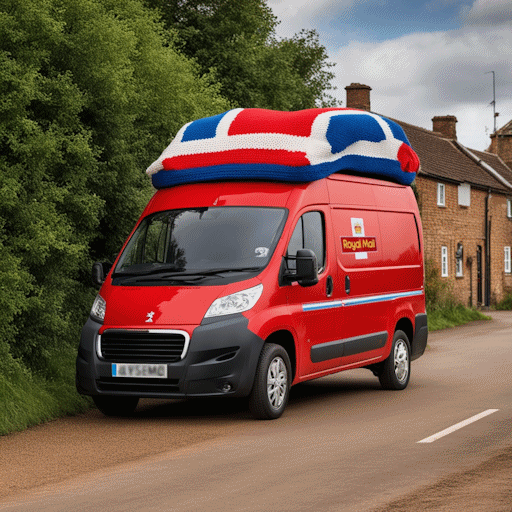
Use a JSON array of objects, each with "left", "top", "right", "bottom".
[{"left": 162, "top": 149, "right": 309, "bottom": 170}]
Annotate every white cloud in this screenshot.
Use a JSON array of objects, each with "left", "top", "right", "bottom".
[
  {"left": 265, "top": 1, "right": 512, "bottom": 151},
  {"left": 331, "top": 26, "right": 512, "bottom": 150},
  {"left": 268, "top": 0, "right": 356, "bottom": 38},
  {"left": 425, "top": 0, "right": 463, "bottom": 10},
  {"left": 463, "top": 0, "right": 512, "bottom": 26}
]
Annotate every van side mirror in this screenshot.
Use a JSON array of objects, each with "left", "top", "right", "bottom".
[
  {"left": 281, "top": 249, "right": 319, "bottom": 287},
  {"left": 296, "top": 249, "right": 319, "bottom": 287},
  {"left": 92, "top": 262, "right": 112, "bottom": 287}
]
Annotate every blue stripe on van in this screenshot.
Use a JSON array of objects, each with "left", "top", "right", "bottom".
[
  {"left": 112, "top": 363, "right": 117, "bottom": 377},
  {"left": 303, "top": 300, "right": 343, "bottom": 312},
  {"left": 302, "top": 290, "right": 423, "bottom": 312},
  {"left": 342, "top": 290, "right": 424, "bottom": 307}
]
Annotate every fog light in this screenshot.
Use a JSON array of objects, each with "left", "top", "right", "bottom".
[{"left": 221, "top": 382, "right": 232, "bottom": 393}]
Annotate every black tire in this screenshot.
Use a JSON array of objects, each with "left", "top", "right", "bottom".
[
  {"left": 378, "top": 330, "right": 411, "bottom": 390},
  {"left": 249, "top": 343, "right": 291, "bottom": 420},
  {"left": 93, "top": 395, "right": 139, "bottom": 417}
]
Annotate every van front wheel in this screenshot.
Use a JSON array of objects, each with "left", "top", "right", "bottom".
[
  {"left": 379, "top": 330, "right": 411, "bottom": 390},
  {"left": 249, "top": 343, "right": 291, "bottom": 420}
]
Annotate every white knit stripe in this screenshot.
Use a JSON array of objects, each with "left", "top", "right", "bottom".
[
  {"left": 146, "top": 109, "right": 404, "bottom": 176},
  {"left": 215, "top": 108, "right": 244, "bottom": 137}
]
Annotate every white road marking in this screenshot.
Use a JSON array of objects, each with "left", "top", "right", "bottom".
[{"left": 417, "top": 409, "right": 499, "bottom": 444}]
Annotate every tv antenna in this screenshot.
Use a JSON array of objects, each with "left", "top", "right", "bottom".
[{"left": 485, "top": 71, "right": 499, "bottom": 133}]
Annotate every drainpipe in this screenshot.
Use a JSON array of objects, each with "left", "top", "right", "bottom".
[
  {"left": 467, "top": 256, "right": 473, "bottom": 307},
  {"left": 485, "top": 191, "right": 491, "bottom": 307},
  {"left": 454, "top": 140, "right": 506, "bottom": 308}
]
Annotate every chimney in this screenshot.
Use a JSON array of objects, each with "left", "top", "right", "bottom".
[
  {"left": 432, "top": 115, "right": 458, "bottom": 140},
  {"left": 345, "top": 83, "right": 371, "bottom": 111},
  {"left": 489, "top": 121, "right": 512, "bottom": 169}
]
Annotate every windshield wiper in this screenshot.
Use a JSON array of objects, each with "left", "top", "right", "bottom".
[
  {"left": 112, "top": 264, "right": 185, "bottom": 279},
  {"left": 115, "top": 266, "right": 263, "bottom": 284},
  {"left": 179, "top": 267, "right": 263, "bottom": 276}
]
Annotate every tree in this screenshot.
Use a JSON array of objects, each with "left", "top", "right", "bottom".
[
  {"left": 273, "top": 29, "right": 337, "bottom": 109},
  {"left": 145, "top": 0, "right": 337, "bottom": 109},
  {"left": 0, "top": 0, "right": 230, "bottom": 372}
]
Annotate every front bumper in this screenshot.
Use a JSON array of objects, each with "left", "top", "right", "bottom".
[{"left": 76, "top": 314, "right": 264, "bottom": 398}]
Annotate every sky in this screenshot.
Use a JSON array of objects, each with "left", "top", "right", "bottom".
[{"left": 268, "top": 0, "right": 512, "bottom": 151}]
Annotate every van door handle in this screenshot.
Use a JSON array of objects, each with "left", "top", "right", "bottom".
[
  {"left": 326, "top": 275, "right": 333, "bottom": 297},
  {"left": 345, "top": 275, "right": 350, "bottom": 295}
]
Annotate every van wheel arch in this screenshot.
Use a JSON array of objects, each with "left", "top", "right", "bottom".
[
  {"left": 365, "top": 318, "right": 414, "bottom": 377},
  {"left": 264, "top": 330, "right": 296, "bottom": 382},
  {"left": 378, "top": 329, "right": 411, "bottom": 390},
  {"left": 394, "top": 317, "right": 414, "bottom": 356}
]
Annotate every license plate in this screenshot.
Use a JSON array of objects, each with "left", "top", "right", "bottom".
[{"left": 112, "top": 363, "right": 168, "bottom": 379}]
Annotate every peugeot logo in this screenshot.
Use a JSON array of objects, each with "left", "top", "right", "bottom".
[{"left": 145, "top": 311, "right": 155, "bottom": 323}]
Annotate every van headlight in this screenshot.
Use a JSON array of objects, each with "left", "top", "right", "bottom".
[
  {"left": 90, "top": 294, "right": 106, "bottom": 323},
  {"left": 204, "top": 284, "right": 263, "bottom": 318}
]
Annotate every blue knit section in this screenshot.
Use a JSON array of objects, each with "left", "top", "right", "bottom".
[
  {"left": 326, "top": 115, "right": 386, "bottom": 154},
  {"left": 151, "top": 156, "right": 415, "bottom": 189},
  {"left": 383, "top": 117, "right": 409, "bottom": 144},
  {"left": 182, "top": 112, "right": 226, "bottom": 142}
]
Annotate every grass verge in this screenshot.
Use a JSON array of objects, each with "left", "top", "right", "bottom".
[
  {"left": 427, "top": 304, "right": 490, "bottom": 331},
  {"left": 0, "top": 345, "right": 91, "bottom": 436},
  {"left": 495, "top": 292, "right": 512, "bottom": 311}
]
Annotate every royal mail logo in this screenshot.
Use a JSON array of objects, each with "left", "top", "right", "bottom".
[{"left": 341, "top": 237, "right": 377, "bottom": 253}]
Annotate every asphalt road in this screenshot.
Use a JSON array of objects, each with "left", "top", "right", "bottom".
[{"left": 1, "top": 312, "right": 511, "bottom": 511}]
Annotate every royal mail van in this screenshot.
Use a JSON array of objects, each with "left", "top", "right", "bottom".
[{"left": 76, "top": 108, "right": 428, "bottom": 419}]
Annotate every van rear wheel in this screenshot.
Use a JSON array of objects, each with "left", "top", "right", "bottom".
[
  {"left": 378, "top": 330, "right": 411, "bottom": 390},
  {"left": 93, "top": 395, "right": 139, "bottom": 417},
  {"left": 249, "top": 343, "right": 291, "bottom": 420}
]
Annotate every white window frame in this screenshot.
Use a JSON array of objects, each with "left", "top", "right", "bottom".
[
  {"left": 507, "top": 199, "right": 512, "bottom": 219},
  {"left": 441, "top": 246, "right": 448, "bottom": 277},
  {"left": 505, "top": 246, "right": 511, "bottom": 274},
  {"left": 458, "top": 183, "right": 471, "bottom": 207},
  {"left": 437, "top": 183, "right": 446, "bottom": 207},
  {"left": 456, "top": 257, "right": 463, "bottom": 277}
]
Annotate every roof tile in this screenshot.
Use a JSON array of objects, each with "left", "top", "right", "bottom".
[{"left": 385, "top": 117, "right": 510, "bottom": 193}]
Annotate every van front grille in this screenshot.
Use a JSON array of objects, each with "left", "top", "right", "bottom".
[
  {"left": 99, "top": 329, "right": 189, "bottom": 363},
  {"left": 97, "top": 377, "right": 181, "bottom": 394}
]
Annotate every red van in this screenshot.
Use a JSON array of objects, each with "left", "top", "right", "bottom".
[{"left": 76, "top": 173, "right": 428, "bottom": 419}]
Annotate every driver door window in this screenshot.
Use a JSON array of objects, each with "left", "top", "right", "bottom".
[{"left": 286, "top": 211, "right": 325, "bottom": 272}]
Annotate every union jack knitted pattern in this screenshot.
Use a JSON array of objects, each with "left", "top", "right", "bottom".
[{"left": 146, "top": 108, "right": 420, "bottom": 188}]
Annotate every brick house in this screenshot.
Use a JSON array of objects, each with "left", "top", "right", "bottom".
[
  {"left": 488, "top": 119, "right": 512, "bottom": 170},
  {"left": 345, "top": 83, "right": 512, "bottom": 306}
]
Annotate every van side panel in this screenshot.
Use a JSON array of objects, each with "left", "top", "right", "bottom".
[
  {"left": 325, "top": 176, "right": 424, "bottom": 368},
  {"left": 332, "top": 209, "right": 423, "bottom": 297}
]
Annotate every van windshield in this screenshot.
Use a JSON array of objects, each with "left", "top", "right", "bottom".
[{"left": 113, "top": 207, "right": 287, "bottom": 285}]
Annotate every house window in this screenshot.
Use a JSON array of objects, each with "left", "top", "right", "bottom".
[
  {"left": 507, "top": 199, "right": 512, "bottom": 219},
  {"left": 437, "top": 183, "right": 445, "bottom": 207},
  {"left": 458, "top": 183, "right": 470, "bottom": 207},
  {"left": 456, "top": 243, "right": 463, "bottom": 277},
  {"left": 441, "top": 246, "right": 448, "bottom": 277},
  {"left": 505, "top": 247, "right": 511, "bottom": 274}
]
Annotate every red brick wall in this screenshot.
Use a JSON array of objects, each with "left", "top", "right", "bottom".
[
  {"left": 345, "top": 83, "right": 371, "bottom": 111},
  {"left": 416, "top": 176, "right": 512, "bottom": 306},
  {"left": 490, "top": 193, "right": 512, "bottom": 302},
  {"left": 432, "top": 116, "right": 458, "bottom": 140},
  {"left": 489, "top": 134, "right": 512, "bottom": 168}
]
